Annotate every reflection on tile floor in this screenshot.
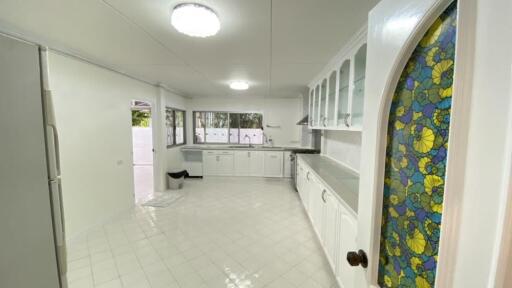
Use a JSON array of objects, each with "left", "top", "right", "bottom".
[{"left": 67, "top": 177, "right": 339, "bottom": 288}]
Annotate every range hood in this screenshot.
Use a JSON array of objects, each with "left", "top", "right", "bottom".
[{"left": 296, "top": 115, "right": 309, "bottom": 126}]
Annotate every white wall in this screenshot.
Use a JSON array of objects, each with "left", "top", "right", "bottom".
[
  {"left": 48, "top": 52, "right": 186, "bottom": 239},
  {"left": 322, "top": 131, "right": 362, "bottom": 172},
  {"left": 185, "top": 97, "right": 303, "bottom": 147}
]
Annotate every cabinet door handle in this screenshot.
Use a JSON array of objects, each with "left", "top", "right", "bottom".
[
  {"left": 322, "top": 118, "right": 327, "bottom": 127},
  {"left": 306, "top": 171, "right": 311, "bottom": 181},
  {"left": 321, "top": 189, "right": 327, "bottom": 203}
]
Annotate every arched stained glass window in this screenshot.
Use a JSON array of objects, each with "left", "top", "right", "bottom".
[{"left": 378, "top": 2, "right": 458, "bottom": 287}]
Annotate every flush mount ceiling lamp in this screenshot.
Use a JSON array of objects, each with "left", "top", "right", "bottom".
[
  {"left": 171, "top": 3, "right": 220, "bottom": 38},
  {"left": 230, "top": 81, "right": 250, "bottom": 91}
]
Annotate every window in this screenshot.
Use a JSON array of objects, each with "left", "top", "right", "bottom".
[
  {"left": 166, "top": 107, "right": 186, "bottom": 147},
  {"left": 193, "top": 112, "right": 263, "bottom": 144}
]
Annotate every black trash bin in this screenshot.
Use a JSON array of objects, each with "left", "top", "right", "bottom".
[{"left": 167, "top": 170, "right": 189, "bottom": 190}]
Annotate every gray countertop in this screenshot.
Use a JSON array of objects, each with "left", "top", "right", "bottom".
[
  {"left": 298, "top": 154, "right": 359, "bottom": 214},
  {"left": 181, "top": 145, "right": 318, "bottom": 152}
]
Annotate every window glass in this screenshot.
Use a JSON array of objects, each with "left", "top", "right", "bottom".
[
  {"left": 165, "top": 108, "right": 174, "bottom": 146},
  {"left": 205, "top": 112, "right": 229, "bottom": 143},
  {"left": 175, "top": 110, "right": 184, "bottom": 145},
  {"left": 193, "top": 112, "right": 263, "bottom": 144},
  {"left": 239, "top": 113, "right": 263, "bottom": 144},
  {"left": 229, "top": 113, "right": 240, "bottom": 143},
  {"left": 194, "top": 112, "right": 205, "bottom": 144},
  {"left": 166, "top": 108, "right": 186, "bottom": 147}
]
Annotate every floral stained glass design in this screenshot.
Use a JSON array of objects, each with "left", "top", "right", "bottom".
[{"left": 377, "top": 2, "right": 457, "bottom": 288}]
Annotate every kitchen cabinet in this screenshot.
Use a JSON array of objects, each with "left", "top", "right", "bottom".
[
  {"left": 264, "top": 151, "right": 284, "bottom": 177},
  {"left": 283, "top": 151, "right": 292, "bottom": 178},
  {"left": 203, "top": 150, "right": 234, "bottom": 176},
  {"left": 338, "top": 60, "right": 351, "bottom": 128},
  {"left": 249, "top": 151, "right": 264, "bottom": 177},
  {"left": 234, "top": 151, "right": 250, "bottom": 176},
  {"left": 296, "top": 157, "right": 358, "bottom": 288},
  {"left": 308, "top": 28, "right": 367, "bottom": 131},
  {"left": 350, "top": 44, "right": 367, "bottom": 129},
  {"left": 327, "top": 71, "right": 337, "bottom": 127},
  {"left": 336, "top": 206, "right": 357, "bottom": 288},
  {"left": 322, "top": 189, "right": 340, "bottom": 270},
  {"left": 319, "top": 78, "right": 328, "bottom": 127}
]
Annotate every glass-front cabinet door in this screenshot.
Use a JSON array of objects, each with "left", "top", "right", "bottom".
[
  {"left": 313, "top": 85, "right": 320, "bottom": 127},
  {"left": 337, "top": 60, "right": 350, "bottom": 127},
  {"left": 351, "top": 44, "right": 366, "bottom": 129},
  {"left": 320, "top": 79, "right": 327, "bottom": 127},
  {"left": 309, "top": 89, "right": 315, "bottom": 127},
  {"left": 327, "top": 71, "right": 337, "bottom": 127}
]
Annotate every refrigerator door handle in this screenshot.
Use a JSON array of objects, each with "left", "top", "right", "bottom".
[
  {"left": 48, "top": 122, "right": 61, "bottom": 176},
  {"left": 44, "top": 89, "right": 61, "bottom": 176},
  {"left": 50, "top": 180, "right": 67, "bottom": 276}
]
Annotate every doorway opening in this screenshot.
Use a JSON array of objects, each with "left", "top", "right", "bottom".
[{"left": 131, "top": 100, "right": 154, "bottom": 204}]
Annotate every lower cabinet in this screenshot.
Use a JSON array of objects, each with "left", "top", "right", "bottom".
[
  {"left": 296, "top": 159, "right": 357, "bottom": 288},
  {"left": 234, "top": 151, "right": 264, "bottom": 177},
  {"left": 203, "top": 151, "right": 234, "bottom": 176},
  {"left": 264, "top": 151, "right": 284, "bottom": 177},
  {"left": 337, "top": 207, "right": 357, "bottom": 288}
]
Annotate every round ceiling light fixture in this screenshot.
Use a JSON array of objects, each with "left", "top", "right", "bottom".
[
  {"left": 230, "top": 81, "right": 250, "bottom": 91},
  {"left": 171, "top": 3, "right": 220, "bottom": 38}
]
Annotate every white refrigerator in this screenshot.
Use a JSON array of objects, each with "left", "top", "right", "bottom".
[{"left": 0, "top": 34, "right": 67, "bottom": 287}]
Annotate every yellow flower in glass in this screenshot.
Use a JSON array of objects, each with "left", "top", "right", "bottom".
[
  {"left": 418, "top": 157, "right": 431, "bottom": 174},
  {"left": 420, "top": 18, "right": 443, "bottom": 47},
  {"left": 413, "top": 127, "right": 435, "bottom": 153},
  {"left": 426, "top": 47, "right": 439, "bottom": 66},
  {"left": 407, "top": 229, "right": 426, "bottom": 254},
  {"left": 432, "top": 60, "right": 454, "bottom": 85},
  {"left": 384, "top": 275, "right": 393, "bottom": 287},
  {"left": 416, "top": 276, "right": 431, "bottom": 288},
  {"left": 424, "top": 175, "right": 444, "bottom": 195}
]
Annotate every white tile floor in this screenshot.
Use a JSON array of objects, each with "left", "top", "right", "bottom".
[{"left": 67, "top": 177, "right": 339, "bottom": 288}]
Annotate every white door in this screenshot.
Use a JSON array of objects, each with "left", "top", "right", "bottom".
[
  {"left": 283, "top": 151, "right": 292, "bottom": 178},
  {"left": 249, "top": 151, "right": 264, "bottom": 177},
  {"left": 203, "top": 151, "right": 217, "bottom": 176},
  {"left": 338, "top": 208, "right": 358, "bottom": 288},
  {"left": 217, "top": 153, "right": 234, "bottom": 176},
  {"left": 131, "top": 101, "right": 153, "bottom": 203},
  {"left": 322, "top": 190, "right": 339, "bottom": 270},
  {"left": 234, "top": 151, "right": 250, "bottom": 176},
  {"left": 264, "top": 151, "right": 283, "bottom": 177},
  {"left": 356, "top": 0, "right": 458, "bottom": 287}
]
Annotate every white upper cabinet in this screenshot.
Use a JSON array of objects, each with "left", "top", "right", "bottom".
[
  {"left": 327, "top": 71, "right": 337, "bottom": 127},
  {"left": 350, "top": 44, "right": 367, "bottom": 129},
  {"left": 319, "top": 78, "right": 328, "bottom": 128},
  {"left": 313, "top": 85, "right": 320, "bottom": 127},
  {"left": 308, "top": 28, "right": 367, "bottom": 131},
  {"left": 338, "top": 60, "right": 351, "bottom": 128}
]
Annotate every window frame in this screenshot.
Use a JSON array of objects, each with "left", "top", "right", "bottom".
[
  {"left": 166, "top": 107, "right": 187, "bottom": 148},
  {"left": 192, "top": 111, "right": 264, "bottom": 145}
]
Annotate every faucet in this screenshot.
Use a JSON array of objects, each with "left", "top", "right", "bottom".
[{"left": 244, "top": 134, "right": 253, "bottom": 148}]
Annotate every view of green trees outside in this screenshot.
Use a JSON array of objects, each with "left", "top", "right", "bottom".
[
  {"left": 194, "top": 112, "right": 263, "bottom": 144},
  {"left": 132, "top": 110, "right": 151, "bottom": 127}
]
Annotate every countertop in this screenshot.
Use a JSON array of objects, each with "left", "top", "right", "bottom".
[
  {"left": 181, "top": 145, "right": 318, "bottom": 152},
  {"left": 298, "top": 154, "right": 359, "bottom": 214}
]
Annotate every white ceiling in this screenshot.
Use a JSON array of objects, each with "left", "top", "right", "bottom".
[{"left": 0, "top": 0, "right": 379, "bottom": 98}]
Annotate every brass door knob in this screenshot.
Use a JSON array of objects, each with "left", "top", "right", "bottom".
[{"left": 347, "top": 250, "right": 368, "bottom": 268}]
